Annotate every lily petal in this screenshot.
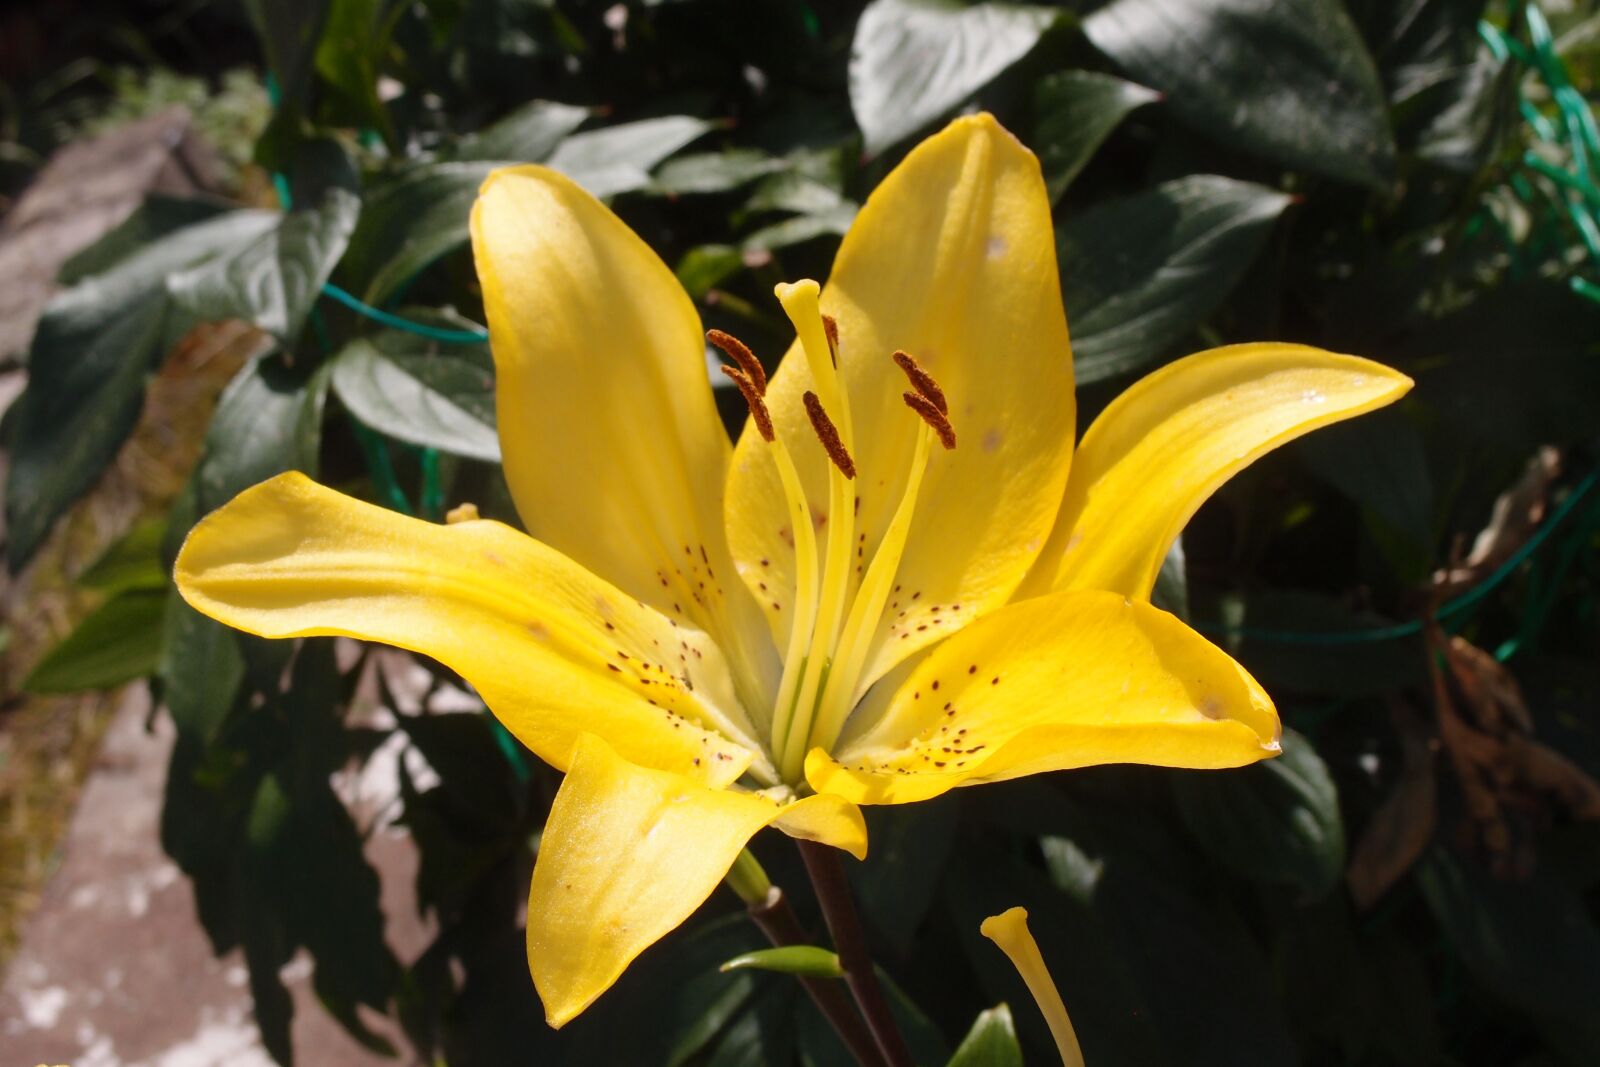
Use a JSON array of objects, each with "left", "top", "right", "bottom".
[
  {"left": 808, "top": 590, "right": 1278, "bottom": 805},
  {"left": 175, "top": 472, "right": 765, "bottom": 784},
  {"left": 529, "top": 733, "right": 866, "bottom": 1027},
  {"left": 726, "top": 113, "right": 1075, "bottom": 694},
  {"left": 472, "top": 165, "right": 775, "bottom": 705},
  {"left": 1029, "top": 343, "right": 1412, "bottom": 599}
]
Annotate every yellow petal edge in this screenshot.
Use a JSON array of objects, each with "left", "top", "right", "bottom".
[{"left": 1033, "top": 343, "right": 1413, "bottom": 599}]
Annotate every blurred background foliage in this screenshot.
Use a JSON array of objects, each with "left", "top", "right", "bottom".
[{"left": 3, "top": 0, "right": 1600, "bottom": 1063}]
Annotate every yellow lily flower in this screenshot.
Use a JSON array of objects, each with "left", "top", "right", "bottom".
[{"left": 175, "top": 113, "right": 1411, "bottom": 1028}]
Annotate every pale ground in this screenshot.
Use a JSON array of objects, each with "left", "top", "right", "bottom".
[{"left": 0, "top": 685, "right": 430, "bottom": 1067}]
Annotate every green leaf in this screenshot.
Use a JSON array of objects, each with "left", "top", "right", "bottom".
[
  {"left": 719, "top": 947, "right": 845, "bottom": 979},
  {"left": 546, "top": 115, "right": 716, "bottom": 198},
  {"left": 161, "top": 596, "right": 245, "bottom": 742},
  {"left": 566, "top": 914, "right": 766, "bottom": 1065},
  {"left": 313, "top": 0, "right": 396, "bottom": 143},
  {"left": 948, "top": 1005, "right": 1023, "bottom": 1067},
  {"left": 741, "top": 205, "right": 857, "bottom": 253},
  {"left": 1084, "top": 0, "right": 1395, "bottom": 187},
  {"left": 330, "top": 322, "right": 499, "bottom": 462},
  {"left": 4, "top": 209, "right": 278, "bottom": 570},
  {"left": 77, "top": 516, "right": 169, "bottom": 595},
  {"left": 1418, "top": 847, "right": 1600, "bottom": 1061},
  {"left": 454, "top": 99, "right": 592, "bottom": 162},
  {"left": 243, "top": 0, "right": 329, "bottom": 104},
  {"left": 22, "top": 587, "right": 168, "bottom": 693},
  {"left": 194, "top": 353, "right": 329, "bottom": 515},
  {"left": 1151, "top": 535, "right": 1189, "bottom": 620},
  {"left": 652, "top": 150, "right": 787, "bottom": 196},
  {"left": 849, "top": 0, "right": 1060, "bottom": 155},
  {"left": 848, "top": 798, "right": 958, "bottom": 955},
  {"left": 1172, "top": 728, "right": 1346, "bottom": 897},
  {"left": 1034, "top": 70, "right": 1159, "bottom": 201},
  {"left": 705, "top": 983, "right": 797, "bottom": 1067},
  {"left": 341, "top": 161, "right": 496, "bottom": 305},
  {"left": 169, "top": 188, "right": 361, "bottom": 344},
  {"left": 344, "top": 117, "right": 706, "bottom": 304},
  {"left": 1295, "top": 406, "right": 1434, "bottom": 549},
  {"left": 676, "top": 245, "right": 746, "bottom": 300},
  {"left": 58, "top": 195, "right": 229, "bottom": 285},
  {"left": 958, "top": 791, "right": 1296, "bottom": 1064},
  {"left": 1059, "top": 175, "right": 1290, "bottom": 383}
]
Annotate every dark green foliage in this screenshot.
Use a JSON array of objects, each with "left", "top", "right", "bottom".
[{"left": 13, "top": 0, "right": 1600, "bottom": 1064}]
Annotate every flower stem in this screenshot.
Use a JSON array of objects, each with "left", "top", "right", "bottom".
[
  {"left": 797, "top": 841, "right": 914, "bottom": 1067},
  {"left": 746, "top": 884, "right": 885, "bottom": 1067}
]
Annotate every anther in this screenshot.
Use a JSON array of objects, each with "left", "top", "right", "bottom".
[
  {"left": 892, "top": 350, "right": 947, "bottom": 415},
  {"left": 903, "top": 392, "right": 957, "bottom": 449},
  {"left": 822, "top": 315, "right": 840, "bottom": 367},
  {"left": 707, "top": 329, "right": 766, "bottom": 394},
  {"left": 803, "top": 390, "right": 856, "bottom": 478},
  {"left": 719, "top": 365, "right": 774, "bottom": 441}
]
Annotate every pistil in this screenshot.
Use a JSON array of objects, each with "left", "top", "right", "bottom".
[
  {"left": 806, "top": 352, "right": 956, "bottom": 756},
  {"left": 709, "top": 330, "right": 818, "bottom": 757},
  {"left": 775, "top": 282, "right": 859, "bottom": 782},
  {"left": 721, "top": 286, "right": 958, "bottom": 785}
]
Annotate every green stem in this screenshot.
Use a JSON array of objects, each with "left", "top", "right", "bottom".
[
  {"left": 745, "top": 884, "right": 886, "bottom": 1067},
  {"left": 798, "top": 841, "right": 913, "bottom": 1067}
]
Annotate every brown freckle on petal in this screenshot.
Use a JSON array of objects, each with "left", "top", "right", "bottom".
[
  {"left": 912, "top": 591, "right": 921, "bottom": 600},
  {"left": 968, "top": 665, "right": 977, "bottom": 674},
  {"left": 607, "top": 664, "right": 621, "bottom": 672},
  {"left": 913, "top": 691, "right": 920, "bottom": 700},
  {"left": 934, "top": 761, "right": 947, "bottom": 768},
  {"left": 772, "top": 601, "right": 782, "bottom": 611},
  {"left": 693, "top": 757, "right": 701, "bottom": 766},
  {"left": 917, "top": 625, "right": 928, "bottom": 632},
  {"left": 760, "top": 558, "right": 770, "bottom": 567},
  {"left": 991, "top": 677, "right": 1000, "bottom": 685},
  {"left": 932, "top": 680, "right": 940, "bottom": 691}
]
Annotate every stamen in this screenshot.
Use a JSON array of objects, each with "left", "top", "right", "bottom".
[
  {"left": 719, "top": 365, "right": 775, "bottom": 442},
  {"left": 822, "top": 314, "right": 840, "bottom": 367},
  {"left": 904, "top": 392, "right": 957, "bottom": 449},
  {"left": 707, "top": 329, "right": 766, "bottom": 394},
  {"left": 892, "top": 350, "right": 947, "bottom": 414},
  {"left": 803, "top": 391, "right": 856, "bottom": 478}
]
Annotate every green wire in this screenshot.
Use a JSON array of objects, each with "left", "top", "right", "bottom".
[
  {"left": 320, "top": 283, "right": 489, "bottom": 344},
  {"left": 263, "top": 74, "right": 487, "bottom": 346}
]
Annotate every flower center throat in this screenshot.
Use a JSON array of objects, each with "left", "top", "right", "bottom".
[{"left": 711, "top": 279, "right": 957, "bottom": 783}]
